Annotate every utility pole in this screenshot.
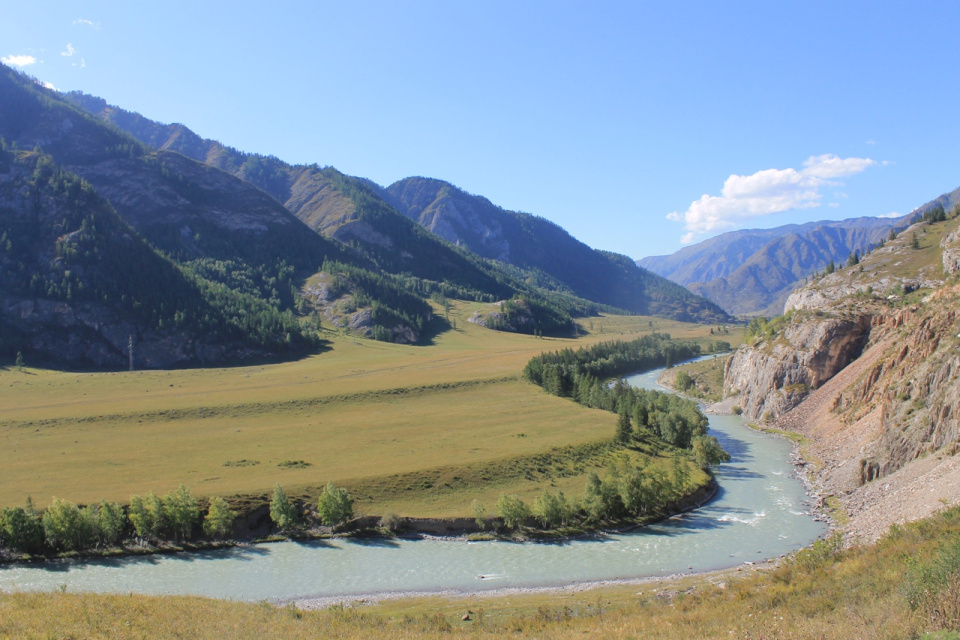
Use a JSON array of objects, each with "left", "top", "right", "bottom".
[{"left": 128, "top": 334, "right": 134, "bottom": 372}]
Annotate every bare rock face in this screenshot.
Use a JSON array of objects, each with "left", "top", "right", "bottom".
[
  {"left": 724, "top": 314, "right": 871, "bottom": 421},
  {"left": 942, "top": 228, "right": 960, "bottom": 274},
  {"left": 841, "top": 289, "right": 960, "bottom": 478}
]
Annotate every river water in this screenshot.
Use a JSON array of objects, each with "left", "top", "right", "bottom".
[{"left": 0, "top": 359, "right": 826, "bottom": 601}]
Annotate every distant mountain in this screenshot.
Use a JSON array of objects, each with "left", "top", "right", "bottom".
[
  {"left": 639, "top": 217, "right": 912, "bottom": 315},
  {"left": 380, "top": 177, "right": 727, "bottom": 319},
  {"left": 66, "top": 91, "right": 730, "bottom": 323}
]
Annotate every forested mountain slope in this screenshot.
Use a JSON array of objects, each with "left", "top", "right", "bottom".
[
  {"left": 0, "top": 148, "right": 313, "bottom": 368},
  {"left": 382, "top": 177, "right": 726, "bottom": 319}
]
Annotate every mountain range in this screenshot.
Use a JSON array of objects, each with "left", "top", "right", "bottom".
[
  {"left": 639, "top": 217, "right": 909, "bottom": 316},
  {"left": 640, "top": 182, "right": 960, "bottom": 317},
  {"left": 65, "top": 91, "right": 722, "bottom": 322},
  {"left": 0, "top": 64, "right": 728, "bottom": 368}
]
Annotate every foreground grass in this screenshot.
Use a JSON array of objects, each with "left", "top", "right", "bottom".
[
  {"left": 0, "top": 306, "right": 719, "bottom": 517},
  {"left": 9, "top": 506, "right": 960, "bottom": 638}
]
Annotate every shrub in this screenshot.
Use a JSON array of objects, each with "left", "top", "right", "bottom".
[{"left": 378, "top": 512, "right": 406, "bottom": 534}]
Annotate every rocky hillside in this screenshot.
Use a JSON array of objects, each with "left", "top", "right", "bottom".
[
  {"left": 722, "top": 201, "right": 960, "bottom": 540},
  {"left": 641, "top": 216, "right": 912, "bottom": 315}
]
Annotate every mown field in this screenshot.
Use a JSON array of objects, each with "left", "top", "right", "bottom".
[{"left": 0, "top": 303, "right": 724, "bottom": 516}]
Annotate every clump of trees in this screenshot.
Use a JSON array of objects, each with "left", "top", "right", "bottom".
[
  {"left": 746, "top": 311, "right": 795, "bottom": 343},
  {"left": 490, "top": 451, "right": 715, "bottom": 533},
  {"left": 0, "top": 486, "right": 238, "bottom": 556},
  {"left": 267, "top": 482, "right": 355, "bottom": 533},
  {"left": 524, "top": 334, "right": 703, "bottom": 393}
]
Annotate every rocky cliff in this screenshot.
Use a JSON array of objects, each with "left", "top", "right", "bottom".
[
  {"left": 724, "top": 210, "right": 960, "bottom": 540},
  {"left": 724, "top": 313, "right": 871, "bottom": 420}
]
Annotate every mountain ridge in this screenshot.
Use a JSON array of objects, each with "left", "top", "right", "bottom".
[
  {"left": 640, "top": 216, "right": 912, "bottom": 315},
  {"left": 64, "top": 88, "right": 730, "bottom": 322}
]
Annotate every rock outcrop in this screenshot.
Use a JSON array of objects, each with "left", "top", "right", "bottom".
[
  {"left": 724, "top": 313, "right": 871, "bottom": 421},
  {"left": 942, "top": 228, "right": 960, "bottom": 274}
]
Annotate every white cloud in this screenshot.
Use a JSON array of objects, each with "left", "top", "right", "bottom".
[
  {"left": 802, "top": 154, "right": 875, "bottom": 179},
  {"left": 73, "top": 57, "right": 86, "bottom": 68},
  {"left": 2, "top": 54, "right": 37, "bottom": 67},
  {"left": 42, "top": 81, "right": 56, "bottom": 90},
  {"left": 73, "top": 18, "right": 99, "bottom": 29},
  {"left": 61, "top": 43, "right": 75, "bottom": 57},
  {"left": 667, "top": 154, "right": 876, "bottom": 239},
  {"left": 828, "top": 202, "right": 840, "bottom": 208},
  {"left": 878, "top": 212, "right": 902, "bottom": 219}
]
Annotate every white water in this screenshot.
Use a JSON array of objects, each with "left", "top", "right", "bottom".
[{"left": 0, "top": 358, "right": 826, "bottom": 600}]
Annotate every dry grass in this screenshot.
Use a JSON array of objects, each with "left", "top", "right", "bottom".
[{"left": 0, "top": 305, "right": 718, "bottom": 516}]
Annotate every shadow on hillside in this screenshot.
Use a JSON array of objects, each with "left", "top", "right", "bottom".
[
  {"left": 17, "top": 339, "right": 335, "bottom": 374},
  {"left": 411, "top": 315, "right": 454, "bottom": 346}
]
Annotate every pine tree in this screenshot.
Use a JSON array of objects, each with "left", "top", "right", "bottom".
[{"left": 616, "top": 410, "right": 633, "bottom": 444}]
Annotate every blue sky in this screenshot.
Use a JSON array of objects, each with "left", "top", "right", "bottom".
[{"left": 3, "top": 1, "right": 959, "bottom": 260}]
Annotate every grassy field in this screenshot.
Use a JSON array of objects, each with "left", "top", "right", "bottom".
[
  {"left": 6, "top": 504, "right": 960, "bottom": 638},
  {"left": 0, "top": 304, "right": 721, "bottom": 516}
]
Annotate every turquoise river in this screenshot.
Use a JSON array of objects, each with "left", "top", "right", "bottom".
[{"left": 0, "top": 358, "right": 827, "bottom": 601}]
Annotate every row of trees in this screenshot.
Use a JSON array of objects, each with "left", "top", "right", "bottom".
[
  {"left": 487, "top": 454, "right": 702, "bottom": 532},
  {"left": 0, "top": 486, "right": 237, "bottom": 555},
  {"left": 524, "top": 336, "right": 726, "bottom": 455},
  {"left": 524, "top": 333, "right": 702, "bottom": 393}
]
